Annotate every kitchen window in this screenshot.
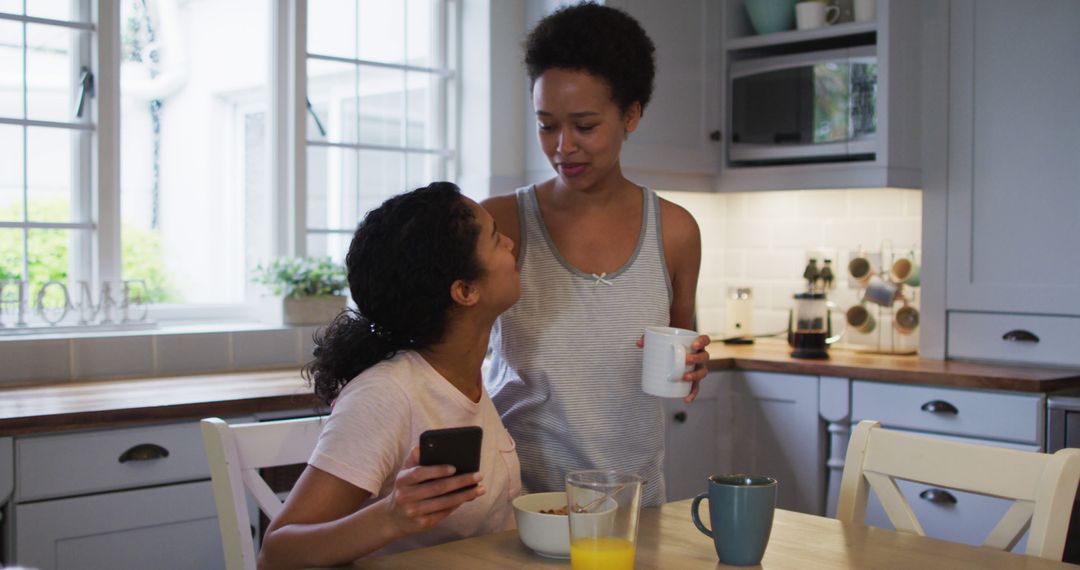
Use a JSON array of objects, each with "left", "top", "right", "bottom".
[
  {"left": 0, "top": 3, "right": 97, "bottom": 317},
  {"left": 0, "top": 0, "right": 458, "bottom": 330},
  {"left": 304, "top": 0, "right": 455, "bottom": 262}
]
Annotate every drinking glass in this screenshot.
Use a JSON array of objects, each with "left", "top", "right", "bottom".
[{"left": 565, "top": 470, "right": 643, "bottom": 570}]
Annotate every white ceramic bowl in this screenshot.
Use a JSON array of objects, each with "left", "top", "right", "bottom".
[{"left": 512, "top": 491, "right": 571, "bottom": 558}]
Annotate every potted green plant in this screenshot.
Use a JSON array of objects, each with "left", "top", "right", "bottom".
[{"left": 252, "top": 257, "right": 348, "bottom": 326}]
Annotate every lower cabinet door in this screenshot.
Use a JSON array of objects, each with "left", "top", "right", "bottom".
[
  {"left": 862, "top": 434, "right": 1040, "bottom": 553},
  {"left": 16, "top": 480, "right": 225, "bottom": 570},
  {"left": 662, "top": 374, "right": 719, "bottom": 502},
  {"left": 728, "top": 372, "right": 824, "bottom": 515}
]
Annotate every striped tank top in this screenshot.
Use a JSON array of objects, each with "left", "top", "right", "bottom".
[{"left": 485, "top": 185, "right": 673, "bottom": 506}]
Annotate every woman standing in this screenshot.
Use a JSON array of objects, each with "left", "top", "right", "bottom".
[
  {"left": 483, "top": 2, "right": 711, "bottom": 506},
  {"left": 259, "top": 183, "right": 521, "bottom": 569}
]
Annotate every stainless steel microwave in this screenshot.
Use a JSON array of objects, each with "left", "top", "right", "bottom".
[{"left": 728, "top": 46, "right": 877, "bottom": 165}]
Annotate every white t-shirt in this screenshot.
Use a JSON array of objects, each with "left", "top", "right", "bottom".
[{"left": 309, "top": 350, "right": 521, "bottom": 558}]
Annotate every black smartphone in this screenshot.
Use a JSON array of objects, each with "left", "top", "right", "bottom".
[{"left": 418, "top": 426, "right": 483, "bottom": 478}]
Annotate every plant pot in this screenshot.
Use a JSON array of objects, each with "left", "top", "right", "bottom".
[{"left": 282, "top": 295, "right": 347, "bottom": 326}]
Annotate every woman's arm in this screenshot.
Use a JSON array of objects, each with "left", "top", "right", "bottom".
[
  {"left": 257, "top": 448, "right": 485, "bottom": 570},
  {"left": 659, "top": 198, "right": 711, "bottom": 403}
]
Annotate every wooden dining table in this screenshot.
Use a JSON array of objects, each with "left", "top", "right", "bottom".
[{"left": 347, "top": 499, "right": 1078, "bottom": 569}]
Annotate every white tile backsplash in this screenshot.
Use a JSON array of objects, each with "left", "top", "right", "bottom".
[
  {"left": 659, "top": 188, "right": 922, "bottom": 340},
  {"left": 156, "top": 332, "right": 231, "bottom": 374},
  {"left": 74, "top": 336, "right": 155, "bottom": 380},
  {"left": 233, "top": 329, "right": 301, "bottom": 369},
  {"left": 0, "top": 339, "right": 71, "bottom": 385}
]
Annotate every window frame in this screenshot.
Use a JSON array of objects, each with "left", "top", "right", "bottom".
[
  {"left": 294, "top": 0, "right": 458, "bottom": 258},
  {"left": 0, "top": 0, "right": 459, "bottom": 331},
  {"left": 0, "top": 4, "right": 100, "bottom": 296}
]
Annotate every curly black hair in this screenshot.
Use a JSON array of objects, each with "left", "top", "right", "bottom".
[
  {"left": 304, "top": 182, "right": 483, "bottom": 405},
  {"left": 525, "top": 2, "right": 656, "bottom": 114}
]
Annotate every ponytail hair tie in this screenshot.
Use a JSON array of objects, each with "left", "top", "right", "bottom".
[{"left": 363, "top": 314, "right": 418, "bottom": 346}]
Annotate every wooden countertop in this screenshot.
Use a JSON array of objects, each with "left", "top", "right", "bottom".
[
  {"left": 0, "top": 369, "right": 319, "bottom": 436},
  {"left": 1, "top": 343, "right": 1079, "bottom": 436},
  {"left": 707, "top": 339, "right": 1080, "bottom": 393}
]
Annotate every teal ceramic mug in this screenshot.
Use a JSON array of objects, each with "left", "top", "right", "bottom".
[
  {"left": 691, "top": 474, "right": 777, "bottom": 566},
  {"left": 744, "top": 0, "right": 798, "bottom": 34}
]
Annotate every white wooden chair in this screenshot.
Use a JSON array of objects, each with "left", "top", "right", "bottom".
[
  {"left": 837, "top": 419, "right": 1080, "bottom": 561},
  {"left": 201, "top": 416, "right": 325, "bottom": 570}
]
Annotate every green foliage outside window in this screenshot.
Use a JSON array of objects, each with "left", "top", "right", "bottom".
[{"left": 0, "top": 200, "right": 176, "bottom": 304}]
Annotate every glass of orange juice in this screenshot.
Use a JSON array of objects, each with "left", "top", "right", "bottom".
[{"left": 566, "top": 470, "right": 643, "bottom": 570}]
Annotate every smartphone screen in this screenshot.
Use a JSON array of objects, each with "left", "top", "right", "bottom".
[{"left": 418, "top": 426, "right": 483, "bottom": 477}]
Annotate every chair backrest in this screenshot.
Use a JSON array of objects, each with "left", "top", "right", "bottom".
[
  {"left": 201, "top": 416, "right": 325, "bottom": 570},
  {"left": 837, "top": 419, "right": 1080, "bottom": 561}
]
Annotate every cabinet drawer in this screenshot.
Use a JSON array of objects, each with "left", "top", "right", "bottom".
[
  {"left": 948, "top": 312, "right": 1080, "bottom": 367},
  {"left": 16, "top": 422, "right": 210, "bottom": 502},
  {"left": 852, "top": 381, "right": 1043, "bottom": 445}
]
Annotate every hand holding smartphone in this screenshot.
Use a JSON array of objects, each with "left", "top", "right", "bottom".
[{"left": 418, "top": 426, "right": 483, "bottom": 485}]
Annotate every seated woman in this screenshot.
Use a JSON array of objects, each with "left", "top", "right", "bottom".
[{"left": 258, "top": 182, "right": 522, "bottom": 570}]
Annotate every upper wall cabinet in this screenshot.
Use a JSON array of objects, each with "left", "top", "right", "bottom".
[
  {"left": 607, "top": 0, "right": 724, "bottom": 192},
  {"left": 716, "top": 0, "right": 923, "bottom": 192},
  {"left": 944, "top": 0, "right": 1080, "bottom": 365}
]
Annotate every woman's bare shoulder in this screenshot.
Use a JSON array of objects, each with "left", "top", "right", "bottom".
[
  {"left": 657, "top": 196, "right": 701, "bottom": 249},
  {"left": 481, "top": 193, "right": 523, "bottom": 255}
]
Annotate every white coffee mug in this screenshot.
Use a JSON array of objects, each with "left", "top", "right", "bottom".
[
  {"left": 642, "top": 326, "right": 696, "bottom": 398},
  {"left": 796, "top": 1, "right": 839, "bottom": 30},
  {"left": 854, "top": 0, "right": 876, "bottom": 22}
]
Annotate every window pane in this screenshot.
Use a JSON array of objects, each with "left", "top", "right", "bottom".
[
  {"left": 0, "top": 228, "right": 22, "bottom": 282},
  {"left": 405, "top": 153, "right": 440, "bottom": 192},
  {"left": 307, "top": 0, "right": 356, "bottom": 59},
  {"left": 358, "top": 65, "right": 403, "bottom": 147},
  {"left": 26, "top": 228, "right": 69, "bottom": 294},
  {"left": 0, "top": 124, "right": 23, "bottom": 222},
  {"left": 26, "top": 24, "right": 81, "bottom": 123},
  {"left": 358, "top": 0, "right": 403, "bottom": 65},
  {"left": 406, "top": 0, "right": 435, "bottom": 68},
  {"left": 26, "top": 126, "right": 72, "bottom": 222},
  {"left": 357, "top": 149, "right": 403, "bottom": 215},
  {"left": 0, "top": 21, "right": 23, "bottom": 119},
  {"left": 0, "top": 2, "right": 21, "bottom": 15},
  {"left": 306, "top": 145, "right": 358, "bottom": 231},
  {"left": 307, "top": 58, "right": 357, "bottom": 143},
  {"left": 406, "top": 71, "right": 437, "bottom": 148},
  {"left": 27, "top": 1, "right": 78, "bottom": 22},
  {"left": 120, "top": 0, "right": 269, "bottom": 305},
  {"left": 306, "top": 232, "right": 350, "bottom": 264}
]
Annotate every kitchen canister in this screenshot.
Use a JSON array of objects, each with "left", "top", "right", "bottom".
[{"left": 744, "top": 0, "right": 798, "bottom": 34}]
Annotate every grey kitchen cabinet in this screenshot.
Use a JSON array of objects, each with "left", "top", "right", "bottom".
[
  {"left": 11, "top": 421, "right": 230, "bottom": 570},
  {"left": 662, "top": 371, "right": 722, "bottom": 501},
  {"left": 599, "top": 0, "right": 724, "bottom": 192},
  {"left": 850, "top": 380, "right": 1045, "bottom": 551},
  {"left": 945, "top": 0, "right": 1080, "bottom": 327},
  {"left": 15, "top": 481, "right": 224, "bottom": 570},
  {"left": 1, "top": 437, "right": 11, "bottom": 564},
  {"left": 716, "top": 0, "right": 923, "bottom": 191},
  {"left": 724, "top": 371, "right": 825, "bottom": 515}
]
